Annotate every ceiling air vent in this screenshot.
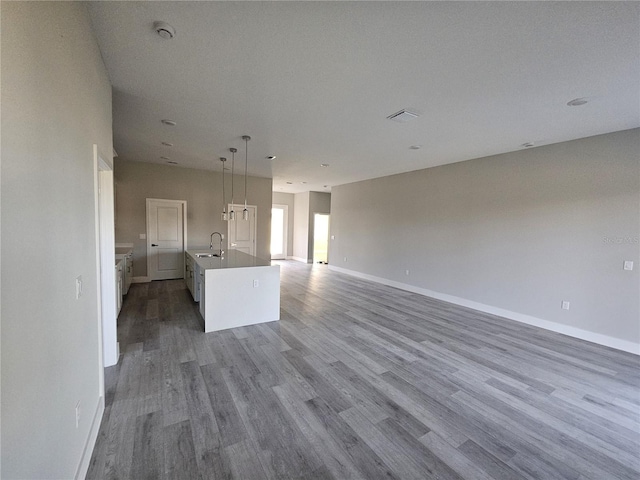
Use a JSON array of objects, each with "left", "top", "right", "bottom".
[{"left": 387, "top": 109, "right": 420, "bottom": 123}]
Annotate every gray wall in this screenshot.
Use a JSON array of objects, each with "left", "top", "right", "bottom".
[
  {"left": 272, "top": 192, "right": 295, "bottom": 257},
  {"left": 1, "top": 3, "right": 113, "bottom": 478},
  {"left": 330, "top": 129, "right": 640, "bottom": 344},
  {"left": 293, "top": 192, "right": 310, "bottom": 261},
  {"left": 115, "top": 160, "right": 273, "bottom": 276}
]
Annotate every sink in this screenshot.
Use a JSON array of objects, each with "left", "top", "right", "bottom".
[{"left": 195, "top": 253, "right": 220, "bottom": 258}]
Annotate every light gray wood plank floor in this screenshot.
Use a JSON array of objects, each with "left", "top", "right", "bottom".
[{"left": 87, "top": 261, "right": 640, "bottom": 479}]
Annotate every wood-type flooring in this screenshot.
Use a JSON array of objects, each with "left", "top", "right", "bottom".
[{"left": 87, "top": 261, "right": 640, "bottom": 479}]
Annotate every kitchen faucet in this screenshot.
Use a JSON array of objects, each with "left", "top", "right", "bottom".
[{"left": 210, "top": 232, "right": 224, "bottom": 256}]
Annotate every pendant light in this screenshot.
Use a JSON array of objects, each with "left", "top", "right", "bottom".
[
  {"left": 220, "top": 157, "right": 228, "bottom": 221},
  {"left": 242, "top": 135, "right": 251, "bottom": 220},
  {"left": 229, "top": 148, "right": 237, "bottom": 221}
]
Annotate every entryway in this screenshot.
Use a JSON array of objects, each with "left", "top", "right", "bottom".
[
  {"left": 271, "top": 204, "right": 288, "bottom": 260},
  {"left": 313, "top": 213, "right": 330, "bottom": 264}
]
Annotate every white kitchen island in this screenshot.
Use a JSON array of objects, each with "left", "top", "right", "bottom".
[{"left": 186, "top": 249, "right": 280, "bottom": 333}]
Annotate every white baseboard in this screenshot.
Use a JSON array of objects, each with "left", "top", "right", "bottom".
[
  {"left": 132, "top": 276, "right": 151, "bottom": 283},
  {"left": 329, "top": 265, "right": 640, "bottom": 355},
  {"left": 75, "top": 395, "right": 105, "bottom": 480},
  {"left": 290, "top": 256, "right": 310, "bottom": 264}
]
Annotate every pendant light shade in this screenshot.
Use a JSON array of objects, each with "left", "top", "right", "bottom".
[
  {"left": 242, "top": 135, "right": 250, "bottom": 220},
  {"left": 220, "top": 157, "right": 228, "bottom": 221},
  {"left": 229, "top": 148, "right": 237, "bottom": 221}
]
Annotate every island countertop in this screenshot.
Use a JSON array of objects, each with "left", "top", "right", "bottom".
[{"left": 186, "top": 249, "right": 272, "bottom": 270}]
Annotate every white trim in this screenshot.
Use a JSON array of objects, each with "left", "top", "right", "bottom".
[
  {"left": 115, "top": 242, "right": 134, "bottom": 248},
  {"left": 291, "top": 256, "right": 310, "bottom": 264},
  {"left": 329, "top": 265, "right": 640, "bottom": 355},
  {"left": 74, "top": 395, "right": 105, "bottom": 480},
  {"left": 132, "top": 276, "right": 151, "bottom": 284}
]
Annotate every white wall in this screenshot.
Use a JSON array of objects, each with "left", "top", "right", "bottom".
[
  {"left": 272, "top": 192, "right": 295, "bottom": 258},
  {"left": 1, "top": 3, "right": 113, "bottom": 478},
  {"left": 330, "top": 129, "right": 640, "bottom": 351}
]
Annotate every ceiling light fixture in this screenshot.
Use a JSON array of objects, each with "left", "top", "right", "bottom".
[
  {"left": 320, "top": 163, "right": 329, "bottom": 167},
  {"left": 301, "top": 182, "right": 307, "bottom": 184},
  {"left": 167, "top": 161, "right": 178, "bottom": 165},
  {"left": 286, "top": 181, "right": 293, "bottom": 185},
  {"left": 242, "top": 136, "right": 251, "bottom": 220},
  {"left": 153, "top": 21, "right": 176, "bottom": 40},
  {"left": 229, "top": 148, "right": 237, "bottom": 221},
  {"left": 567, "top": 98, "right": 588, "bottom": 107},
  {"left": 161, "top": 119, "right": 176, "bottom": 126},
  {"left": 162, "top": 142, "right": 173, "bottom": 147},
  {"left": 387, "top": 109, "right": 420, "bottom": 123},
  {"left": 220, "top": 157, "right": 228, "bottom": 221},
  {"left": 266, "top": 156, "right": 276, "bottom": 160},
  {"left": 410, "top": 145, "right": 422, "bottom": 150},
  {"left": 521, "top": 142, "right": 535, "bottom": 148},
  {"left": 160, "top": 156, "right": 170, "bottom": 160}
]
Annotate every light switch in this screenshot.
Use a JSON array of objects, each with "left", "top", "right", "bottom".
[
  {"left": 561, "top": 301, "right": 570, "bottom": 310},
  {"left": 253, "top": 279, "right": 259, "bottom": 288},
  {"left": 331, "top": 235, "right": 335, "bottom": 240},
  {"left": 624, "top": 261, "right": 634, "bottom": 271}
]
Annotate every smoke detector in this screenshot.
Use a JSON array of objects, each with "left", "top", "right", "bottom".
[{"left": 153, "top": 21, "right": 176, "bottom": 40}]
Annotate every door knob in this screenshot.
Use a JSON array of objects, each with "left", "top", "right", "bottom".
[{"left": 151, "top": 244, "right": 158, "bottom": 247}]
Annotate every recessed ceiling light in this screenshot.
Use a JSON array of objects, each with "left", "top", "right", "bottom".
[
  {"left": 409, "top": 145, "right": 422, "bottom": 150},
  {"left": 266, "top": 156, "right": 277, "bottom": 160},
  {"left": 387, "top": 109, "right": 420, "bottom": 123},
  {"left": 567, "top": 98, "right": 588, "bottom": 107},
  {"left": 286, "top": 181, "right": 293, "bottom": 184},
  {"left": 160, "top": 156, "right": 170, "bottom": 160},
  {"left": 320, "top": 163, "right": 329, "bottom": 167},
  {"left": 162, "top": 142, "right": 173, "bottom": 147},
  {"left": 167, "top": 161, "right": 178, "bottom": 165},
  {"left": 153, "top": 21, "right": 176, "bottom": 40},
  {"left": 521, "top": 142, "right": 534, "bottom": 148},
  {"left": 301, "top": 182, "right": 307, "bottom": 184},
  {"left": 323, "top": 185, "right": 329, "bottom": 188},
  {"left": 161, "top": 119, "right": 176, "bottom": 126}
]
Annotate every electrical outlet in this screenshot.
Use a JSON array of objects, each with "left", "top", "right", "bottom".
[
  {"left": 331, "top": 235, "right": 335, "bottom": 240},
  {"left": 623, "top": 261, "right": 634, "bottom": 271},
  {"left": 405, "top": 269, "right": 410, "bottom": 276},
  {"left": 343, "top": 257, "right": 347, "bottom": 262},
  {"left": 253, "top": 279, "right": 259, "bottom": 288},
  {"left": 561, "top": 301, "right": 570, "bottom": 310},
  {"left": 75, "top": 401, "right": 81, "bottom": 428},
  {"left": 75, "top": 276, "right": 82, "bottom": 299}
]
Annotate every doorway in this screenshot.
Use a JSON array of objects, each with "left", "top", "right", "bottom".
[
  {"left": 271, "top": 204, "right": 288, "bottom": 260},
  {"left": 313, "top": 213, "right": 330, "bottom": 264},
  {"left": 228, "top": 204, "right": 257, "bottom": 256},
  {"left": 146, "top": 199, "right": 187, "bottom": 280}
]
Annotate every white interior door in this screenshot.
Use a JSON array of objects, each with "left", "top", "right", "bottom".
[
  {"left": 228, "top": 204, "right": 256, "bottom": 256},
  {"left": 271, "top": 204, "right": 288, "bottom": 260},
  {"left": 147, "top": 199, "right": 186, "bottom": 280}
]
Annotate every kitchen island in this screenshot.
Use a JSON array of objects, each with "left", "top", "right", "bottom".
[{"left": 186, "top": 249, "right": 280, "bottom": 333}]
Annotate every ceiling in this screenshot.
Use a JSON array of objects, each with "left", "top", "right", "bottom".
[{"left": 88, "top": 1, "right": 640, "bottom": 194}]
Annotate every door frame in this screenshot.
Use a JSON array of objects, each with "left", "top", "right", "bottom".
[
  {"left": 227, "top": 203, "right": 257, "bottom": 256},
  {"left": 146, "top": 198, "right": 187, "bottom": 281},
  {"left": 271, "top": 204, "right": 288, "bottom": 260}
]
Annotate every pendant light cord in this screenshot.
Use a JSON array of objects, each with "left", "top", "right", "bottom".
[{"left": 244, "top": 137, "right": 248, "bottom": 209}]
